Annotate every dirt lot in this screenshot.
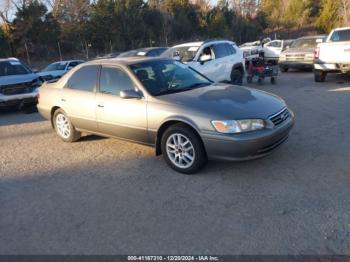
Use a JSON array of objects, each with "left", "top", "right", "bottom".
[{"left": 0, "top": 71, "right": 350, "bottom": 255}]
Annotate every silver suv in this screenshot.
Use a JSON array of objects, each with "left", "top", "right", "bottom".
[{"left": 0, "top": 58, "right": 42, "bottom": 109}]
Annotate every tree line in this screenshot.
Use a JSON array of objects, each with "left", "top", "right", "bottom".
[{"left": 0, "top": 0, "right": 349, "bottom": 62}]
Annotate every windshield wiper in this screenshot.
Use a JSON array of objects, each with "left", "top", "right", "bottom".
[
  {"left": 186, "top": 82, "right": 211, "bottom": 89},
  {"left": 156, "top": 82, "right": 211, "bottom": 96}
]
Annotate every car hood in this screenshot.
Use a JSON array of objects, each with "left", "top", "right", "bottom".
[
  {"left": 155, "top": 84, "right": 286, "bottom": 120},
  {"left": 0, "top": 74, "right": 39, "bottom": 86},
  {"left": 38, "top": 70, "right": 65, "bottom": 77},
  {"left": 282, "top": 48, "right": 315, "bottom": 54}
]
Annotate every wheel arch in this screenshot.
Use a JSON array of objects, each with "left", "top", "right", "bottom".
[
  {"left": 50, "top": 106, "right": 61, "bottom": 128},
  {"left": 232, "top": 62, "right": 245, "bottom": 73},
  {"left": 155, "top": 118, "right": 205, "bottom": 156}
]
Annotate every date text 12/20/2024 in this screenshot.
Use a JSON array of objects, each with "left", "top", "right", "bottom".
[{"left": 127, "top": 256, "right": 219, "bottom": 261}]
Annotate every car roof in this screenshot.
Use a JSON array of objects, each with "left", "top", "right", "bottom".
[
  {"left": 172, "top": 39, "right": 235, "bottom": 48},
  {"left": 297, "top": 35, "right": 326, "bottom": 40},
  {"left": 333, "top": 27, "right": 350, "bottom": 31},
  {"left": 85, "top": 56, "right": 171, "bottom": 66},
  {"left": 137, "top": 47, "right": 167, "bottom": 51},
  {"left": 50, "top": 60, "right": 84, "bottom": 64},
  {"left": 0, "top": 58, "right": 20, "bottom": 62}
]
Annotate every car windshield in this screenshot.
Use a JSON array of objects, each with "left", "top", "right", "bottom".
[
  {"left": 119, "top": 50, "right": 139, "bottom": 57},
  {"left": 130, "top": 60, "right": 212, "bottom": 96},
  {"left": 43, "top": 62, "right": 68, "bottom": 71},
  {"left": 0, "top": 61, "right": 32, "bottom": 77},
  {"left": 291, "top": 38, "right": 318, "bottom": 48},
  {"left": 162, "top": 46, "right": 199, "bottom": 62}
]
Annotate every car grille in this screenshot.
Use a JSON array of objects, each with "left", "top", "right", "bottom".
[
  {"left": 0, "top": 82, "right": 34, "bottom": 95},
  {"left": 269, "top": 108, "right": 290, "bottom": 126}
]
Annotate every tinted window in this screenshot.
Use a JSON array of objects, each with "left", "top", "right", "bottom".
[
  {"left": 225, "top": 44, "right": 236, "bottom": 55},
  {"left": 43, "top": 62, "right": 67, "bottom": 72},
  {"left": 67, "top": 65, "right": 98, "bottom": 92},
  {"left": 68, "top": 61, "right": 79, "bottom": 68},
  {"left": 330, "top": 29, "right": 350, "bottom": 42},
  {"left": 147, "top": 48, "right": 167, "bottom": 57},
  {"left": 99, "top": 67, "right": 135, "bottom": 96},
  {"left": 213, "top": 43, "right": 230, "bottom": 58}
]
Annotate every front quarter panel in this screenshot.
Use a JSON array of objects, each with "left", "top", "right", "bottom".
[{"left": 147, "top": 99, "right": 214, "bottom": 144}]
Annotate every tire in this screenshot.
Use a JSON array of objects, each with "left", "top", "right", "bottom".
[
  {"left": 247, "top": 76, "right": 253, "bottom": 84},
  {"left": 231, "top": 68, "right": 243, "bottom": 85},
  {"left": 281, "top": 66, "right": 289, "bottom": 72},
  {"left": 270, "top": 77, "right": 276, "bottom": 84},
  {"left": 314, "top": 70, "right": 327, "bottom": 82},
  {"left": 161, "top": 123, "right": 207, "bottom": 174},
  {"left": 53, "top": 109, "right": 81, "bottom": 142}
]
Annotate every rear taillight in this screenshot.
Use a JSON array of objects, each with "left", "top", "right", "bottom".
[{"left": 314, "top": 47, "right": 320, "bottom": 59}]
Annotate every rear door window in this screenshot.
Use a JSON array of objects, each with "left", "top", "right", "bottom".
[
  {"left": 99, "top": 67, "right": 135, "bottom": 96},
  {"left": 213, "top": 43, "right": 230, "bottom": 58},
  {"left": 67, "top": 65, "right": 99, "bottom": 92}
]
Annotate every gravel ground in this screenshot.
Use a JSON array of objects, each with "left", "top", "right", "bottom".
[{"left": 0, "top": 71, "right": 350, "bottom": 255}]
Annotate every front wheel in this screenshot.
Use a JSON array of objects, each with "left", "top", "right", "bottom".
[
  {"left": 161, "top": 124, "right": 207, "bottom": 174},
  {"left": 53, "top": 109, "right": 81, "bottom": 142}
]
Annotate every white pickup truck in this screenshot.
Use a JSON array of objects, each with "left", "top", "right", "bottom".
[{"left": 314, "top": 27, "right": 350, "bottom": 82}]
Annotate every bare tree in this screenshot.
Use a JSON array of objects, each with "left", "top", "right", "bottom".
[{"left": 339, "top": 0, "right": 350, "bottom": 26}]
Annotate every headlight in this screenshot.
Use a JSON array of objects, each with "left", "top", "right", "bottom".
[{"left": 211, "top": 119, "right": 265, "bottom": 134}]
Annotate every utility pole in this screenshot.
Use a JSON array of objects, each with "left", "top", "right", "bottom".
[
  {"left": 58, "top": 41, "right": 62, "bottom": 61},
  {"left": 24, "top": 41, "right": 30, "bottom": 65}
]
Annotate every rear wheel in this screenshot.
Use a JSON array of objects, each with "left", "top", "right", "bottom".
[
  {"left": 231, "top": 68, "right": 243, "bottom": 85},
  {"left": 270, "top": 77, "right": 276, "bottom": 84},
  {"left": 161, "top": 124, "right": 207, "bottom": 174},
  {"left": 53, "top": 109, "right": 81, "bottom": 142},
  {"left": 314, "top": 70, "right": 327, "bottom": 82}
]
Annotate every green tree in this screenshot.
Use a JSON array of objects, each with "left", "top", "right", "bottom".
[
  {"left": 11, "top": 0, "right": 60, "bottom": 60},
  {"left": 0, "top": 26, "right": 10, "bottom": 57}
]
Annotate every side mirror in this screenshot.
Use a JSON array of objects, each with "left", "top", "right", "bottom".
[
  {"left": 120, "top": 89, "right": 142, "bottom": 99},
  {"left": 67, "top": 66, "right": 74, "bottom": 71},
  {"left": 316, "top": 38, "right": 323, "bottom": 43},
  {"left": 199, "top": 54, "right": 211, "bottom": 64},
  {"left": 33, "top": 69, "right": 39, "bottom": 73}
]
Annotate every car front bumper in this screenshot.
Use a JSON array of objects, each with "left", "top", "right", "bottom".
[
  {"left": 0, "top": 89, "right": 38, "bottom": 108},
  {"left": 201, "top": 113, "right": 295, "bottom": 161}
]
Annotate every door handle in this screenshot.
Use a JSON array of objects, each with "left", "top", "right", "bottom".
[
  {"left": 61, "top": 98, "right": 66, "bottom": 102},
  {"left": 98, "top": 104, "right": 104, "bottom": 108}
]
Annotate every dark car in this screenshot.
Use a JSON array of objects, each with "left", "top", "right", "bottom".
[
  {"left": 118, "top": 47, "right": 168, "bottom": 58},
  {"left": 0, "top": 58, "right": 42, "bottom": 109}
]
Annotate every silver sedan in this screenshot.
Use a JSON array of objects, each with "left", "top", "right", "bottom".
[{"left": 37, "top": 57, "right": 294, "bottom": 174}]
